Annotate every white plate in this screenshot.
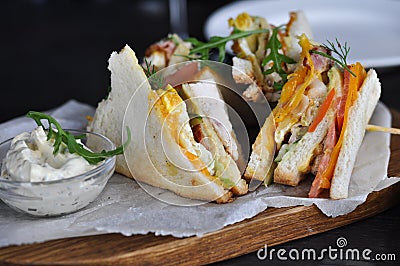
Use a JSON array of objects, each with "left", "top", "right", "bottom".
[{"left": 204, "top": 0, "right": 400, "bottom": 68}]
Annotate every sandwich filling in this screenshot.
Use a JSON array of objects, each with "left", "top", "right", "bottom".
[
  {"left": 179, "top": 82, "right": 247, "bottom": 195},
  {"left": 308, "top": 63, "right": 366, "bottom": 197},
  {"left": 230, "top": 11, "right": 313, "bottom": 102},
  {"left": 151, "top": 84, "right": 247, "bottom": 195},
  {"left": 273, "top": 34, "right": 331, "bottom": 150},
  {"left": 151, "top": 85, "right": 216, "bottom": 178}
]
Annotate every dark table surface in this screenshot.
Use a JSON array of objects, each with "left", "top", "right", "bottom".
[{"left": 1, "top": 1, "right": 400, "bottom": 265}]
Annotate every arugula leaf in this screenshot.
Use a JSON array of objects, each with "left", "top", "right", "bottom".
[
  {"left": 186, "top": 28, "right": 270, "bottom": 62},
  {"left": 262, "top": 26, "right": 296, "bottom": 90},
  {"left": 26, "top": 111, "right": 131, "bottom": 164}
]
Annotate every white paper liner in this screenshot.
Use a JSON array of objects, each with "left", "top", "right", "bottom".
[{"left": 0, "top": 100, "right": 398, "bottom": 247}]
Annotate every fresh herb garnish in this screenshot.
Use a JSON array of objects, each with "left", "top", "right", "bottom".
[
  {"left": 310, "top": 38, "right": 356, "bottom": 77},
  {"left": 104, "top": 85, "right": 112, "bottom": 100},
  {"left": 144, "top": 58, "right": 157, "bottom": 78},
  {"left": 189, "top": 114, "right": 203, "bottom": 128},
  {"left": 186, "top": 28, "right": 270, "bottom": 62},
  {"left": 193, "top": 115, "right": 203, "bottom": 121},
  {"left": 262, "top": 26, "right": 296, "bottom": 90},
  {"left": 26, "top": 111, "right": 131, "bottom": 164},
  {"left": 143, "top": 58, "right": 165, "bottom": 90},
  {"left": 189, "top": 113, "right": 203, "bottom": 121}
]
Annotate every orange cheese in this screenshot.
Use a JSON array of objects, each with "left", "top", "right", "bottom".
[
  {"left": 151, "top": 85, "right": 213, "bottom": 178},
  {"left": 184, "top": 150, "right": 212, "bottom": 176},
  {"left": 274, "top": 34, "right": 315, "bottom": 123}
]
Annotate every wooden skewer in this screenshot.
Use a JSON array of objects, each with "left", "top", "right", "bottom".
[{"left": 366, "top": 124, "right": 400, "bottom": 135}]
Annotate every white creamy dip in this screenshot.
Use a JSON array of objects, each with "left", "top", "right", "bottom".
[{"left": 1, "top": 127, "right": 96, "bottom": 182}]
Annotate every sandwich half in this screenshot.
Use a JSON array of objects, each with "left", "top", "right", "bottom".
[
  {"left": 89, "top": 45, "right": 247, "bottom": 203},
  {"left": 245, "top": 35, "right": 381, "bottom": 199}
]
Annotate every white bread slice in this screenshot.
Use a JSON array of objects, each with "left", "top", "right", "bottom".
[
  {"left": 181, "top": 83, "right": 248, "bottom": 195},
  {"left": 192, "top": 67, "right": 240, "bottom": 161},
  {"left": 274, "top": 111, "right": 334, "bottom": 186},
  {"left": 87, "top": 45, "right": 147, "bottom": 177},
  {"left": 330, "top": 69, "right": 381, "bottom": 199},
  {"left": 193, "top": 66, "right": 246, "bottom": 171},
  {"left": 88, "top": 45, "right": 233, "bottom": 203},
  {"left": 130, "top": 87, "right": 232, "bottom": 203},
  {"left": 183, "top": 81, "right": 239, "bottom": 160}
]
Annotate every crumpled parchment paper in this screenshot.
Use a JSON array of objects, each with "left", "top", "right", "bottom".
[{"left": 0, "top": 100, "right": 398, "bottom": 247}]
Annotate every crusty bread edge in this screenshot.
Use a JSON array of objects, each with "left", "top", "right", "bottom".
[
  {"left": 330, "top": 69, "right": 381, "bottom": 199},
  {"left": 244, "top": 115, "right": 275, "bottom": 181}
]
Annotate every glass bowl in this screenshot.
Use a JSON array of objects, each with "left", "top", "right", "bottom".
[{"left": 0, "top": 129, "right": 116, "bottom": 217}]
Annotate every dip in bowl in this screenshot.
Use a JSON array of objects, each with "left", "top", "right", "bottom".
[{"left": 0, "top": 129, "right": 116, "bottom": 216}]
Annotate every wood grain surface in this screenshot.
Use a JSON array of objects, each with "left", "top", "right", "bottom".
[{"left": 1, "top": 110, "right": 400, "bottom": 266}]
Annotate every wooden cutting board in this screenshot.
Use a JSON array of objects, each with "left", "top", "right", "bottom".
[{"left": 1, "top": 110, "right": 400, "bottom": 266}]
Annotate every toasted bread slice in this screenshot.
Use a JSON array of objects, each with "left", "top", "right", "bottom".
[
  {"left": 330, "top": 69, "right": 381, "bottom": 199},
  {"left": 274, "top": 111, "right": 334, "bottom": 186},
  {"left": 244, "top": 115, "right": 275, "bottom": 182}
]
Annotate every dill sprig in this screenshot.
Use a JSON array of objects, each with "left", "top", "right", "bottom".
[
  {"left": 310, "top": 38, "right": 356, "bottom": 77},
  {"left": 144, "top": 58, "right": 157, "bottom": 78},
  {"left": 186, "top": 28, "right": 270, "bottom": 62},
  {"left": 104, "top": 85, "right": 112, "bottom": 100},
  {"left": 26, "top": 111, "right": 131, "bottom": 164},
  {"left": 143, "top": 58, "right": 165, "bottom": 90}
]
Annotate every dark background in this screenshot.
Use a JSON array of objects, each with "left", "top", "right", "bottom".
[
  {"left": 2, "top": 0, "right": 400, "bottom": 121},
  {"left": 0, "top": 0, "right": 234, "bottom": 122},
  {"left": 1, "top": 0, "right": 400, "bottom": 265}
]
